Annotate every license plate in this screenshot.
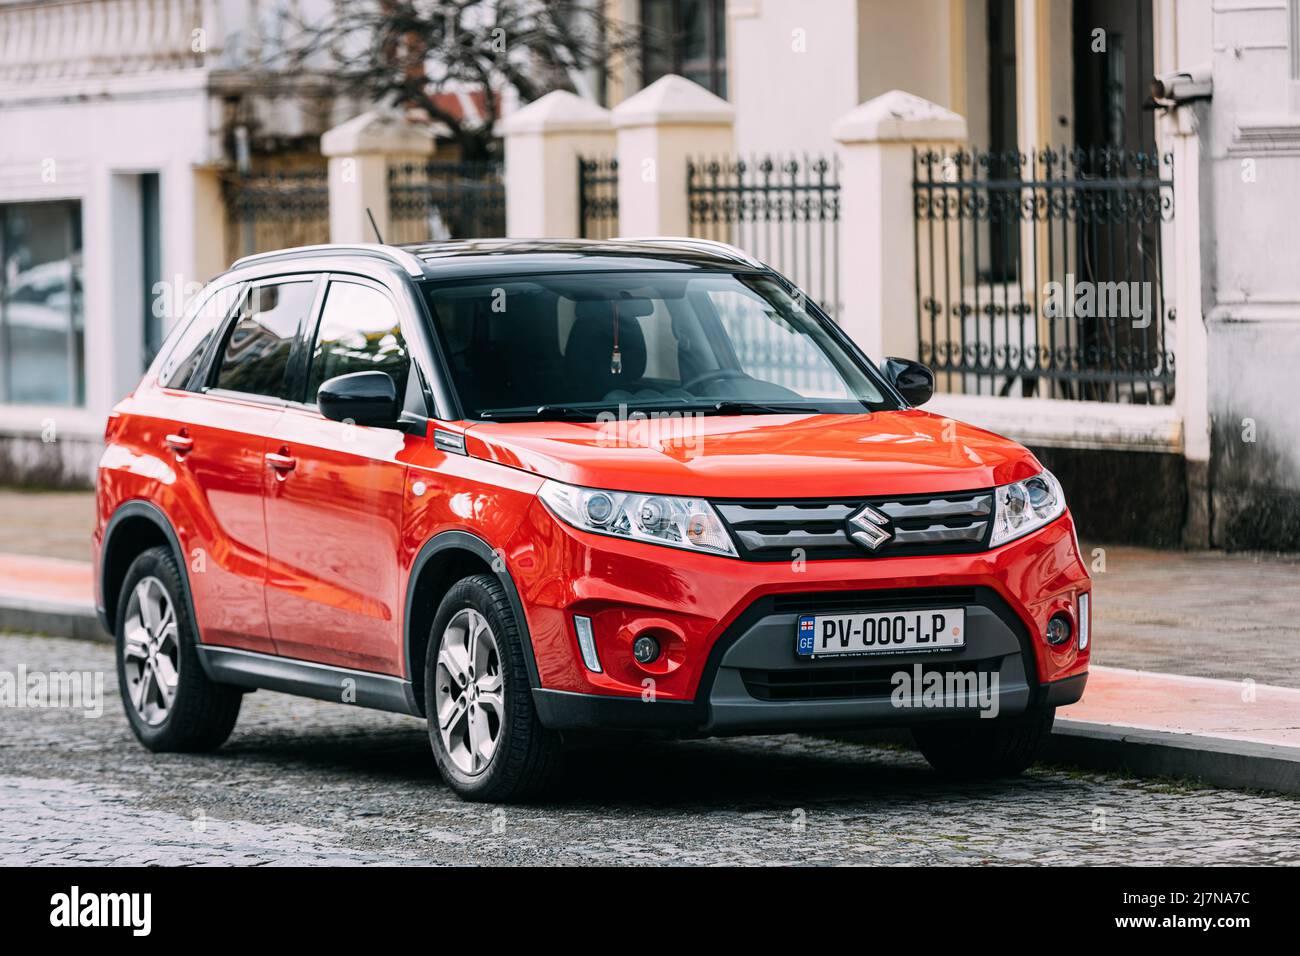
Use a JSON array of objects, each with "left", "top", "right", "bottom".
[{"left": 796, "top": 608, "right": 965, "bottom": 658}]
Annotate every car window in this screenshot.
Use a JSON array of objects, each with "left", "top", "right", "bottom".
[
  {"left": 422, "top": 272, "right": 889, "bottom": 417},
  {"left": 305, "top": 281, "right": 410, "bottom": 403},
  {"left": 705, "top": 287, "right": 852, "bottom": 399},
  {"left": 157, "top": 282, "right": 245, "bottom": 390},
  {"left": 212, "top": 280, "right": 316, "bottom": 399}
]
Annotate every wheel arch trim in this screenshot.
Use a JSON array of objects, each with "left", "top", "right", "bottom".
[
  {"left": 404, "top": 530, "right": 543, "bottom": 699},
  {"left": 100, "top": 500, "right": 215, "bottom": 681}
]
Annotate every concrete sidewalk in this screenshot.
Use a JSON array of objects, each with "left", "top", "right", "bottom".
[
  {"left": 0, "top": 551, "right": 101, "bottom": 642},
  {"left": 1, "top": 488, "right": 1298, "bottom": 794},
  {"left": 1050, "top": 667, "right": 1300, "bottom": 795},
  {"left": 0, "top": 488, "right": 96, "bottom": 562}
]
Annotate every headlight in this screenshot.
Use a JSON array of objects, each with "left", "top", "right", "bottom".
[
  {"left": 538, "top": 479, "right": 737, "bottom": 557},
  {"left": 990, "top": 469, "right": 1066, "bottom": 547}
]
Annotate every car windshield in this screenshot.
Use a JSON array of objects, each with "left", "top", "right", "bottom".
[{"left": 422, "top": 271, "right": 895, "bottom": 420}]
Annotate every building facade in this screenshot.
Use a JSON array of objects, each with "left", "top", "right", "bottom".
[
  {"left": 610, "top": 0, "right": 1298, "bottom": 551},
  {"left": 0, "top": 0, "right": 357, "bottom": 486},
  {"left": 3, "top": 0, "right": 1298, "bottom": 551}
]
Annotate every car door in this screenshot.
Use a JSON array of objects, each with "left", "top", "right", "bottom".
[
  {"left": 261, "top": 275, "right": 418, "bottom": 674},
  {"left": 163, "top": 274, "right": 320, "bottom": 655}
]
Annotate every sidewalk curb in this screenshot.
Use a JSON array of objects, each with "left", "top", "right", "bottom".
[
  {"left": 832, "top": 722, "right": 1300, "bottom": 797},
  {"left": 0, "top": 597, "right": 107, "bottom": 644},
  {"left": 1047, "top": 719, "right": 1300, "bottom": 796}
]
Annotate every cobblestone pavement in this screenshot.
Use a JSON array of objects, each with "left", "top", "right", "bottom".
[{"left": 3, "top": 632, "right": 1299, "bottom": 866}]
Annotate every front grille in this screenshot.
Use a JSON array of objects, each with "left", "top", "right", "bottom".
[
  {"left": 714, "top": 491, "right": 993, "bottom": 561},
  {"left": 742, "top": 657, "right": 1002, "bottom": 701}
]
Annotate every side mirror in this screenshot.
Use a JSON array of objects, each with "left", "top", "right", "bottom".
[
  {"left": 882, "top": 357, "right": 935, "bottom": 406},
  {"left": 317, "top": 371, "right": 401, "bottom": 426}
]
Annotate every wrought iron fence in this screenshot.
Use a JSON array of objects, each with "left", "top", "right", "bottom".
[
  {"left": 387, "top": 160, "right": 506, "bottom": 244},
  {"left": 578, "top": 156, "right": 619, "bottom": 239},
  {"left": 222, "top": 168, "right": 330, "bottom": 265},
  {"left": 687, "top": 154, "right": 841, "bottom": 320},
  {"left": 913, "top": 145, "right": 1175, "bottom": 404}
]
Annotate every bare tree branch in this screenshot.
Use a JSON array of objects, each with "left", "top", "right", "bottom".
[{"left": 271, "top": 0, "right": 644, "bottom": 160}]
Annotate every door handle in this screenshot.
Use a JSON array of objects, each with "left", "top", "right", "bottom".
[
  {"left": 264, "top": 450, "right": 297, "bottom": 473},
  {"left": 164, "top": 433, "right": 194, "bottom": 454}
]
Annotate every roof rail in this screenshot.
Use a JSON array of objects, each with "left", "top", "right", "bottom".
[
  {"left": 230, "top": 243, "right": 426, "bottom": 277},
  {"left": 613, "top": 236, "right": 765, "bottom": 268}
]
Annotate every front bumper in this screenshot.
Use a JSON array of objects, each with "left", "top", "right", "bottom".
[
  {"left": 533, "top": 674, "right": 1087, "bottom": 734},
  {"left": 531, "top": 588, "right": 1088, "bottom": 734},
  {"left": 508, "top": 499, "right": 1091, "bottom": 733}
]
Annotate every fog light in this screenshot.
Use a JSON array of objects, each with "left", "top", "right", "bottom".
[
  {"left": 1046, "top": 613, "right": 1072, "bottom": 646},
  {"left": 573, "top": 615, "right": 602, "bottom": 673},
  {"left": 1078, "top": 592, "right": 1090, "bottom": 651},
  {"left": 632, "top": 634, "right": 660, "bottom": 665}
]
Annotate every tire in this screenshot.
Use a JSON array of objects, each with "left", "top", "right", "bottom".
[
  {"left": 911, "top": 706, "right": 1055, "bottom": 778},
  {"left": 115, "top": 545, "right": 242, "bottom": 752},
  {"left": 424, "top": 574, "right": 563, "bottom": 802}
]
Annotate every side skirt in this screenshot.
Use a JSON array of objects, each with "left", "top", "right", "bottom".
[{"left": 197, "top": 646, "right": 422, "bottom": 717}]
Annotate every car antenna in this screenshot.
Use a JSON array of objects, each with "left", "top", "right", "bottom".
[{"left": 366, "top": 207, "right": 384, "bottom": 244}]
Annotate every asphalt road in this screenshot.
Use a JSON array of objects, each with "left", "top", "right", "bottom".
[{"left": 3, "top": 631, "right": 1299, "bottom": 866}]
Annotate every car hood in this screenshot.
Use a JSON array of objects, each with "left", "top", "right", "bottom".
[{"left": 462, "top": 410, "right": 1042, "bottom": 498}]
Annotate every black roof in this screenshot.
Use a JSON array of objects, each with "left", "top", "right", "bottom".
[{"left": 231, "top": 238, "right": 766, "bottom": 282}]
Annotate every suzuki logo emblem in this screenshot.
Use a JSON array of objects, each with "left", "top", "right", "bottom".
[{"left": 847, "top": 504, "right": 893, "bottom": 551}]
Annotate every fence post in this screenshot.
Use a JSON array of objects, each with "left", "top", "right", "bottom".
[
  {"left": 833, "top": 91, "right": 966, "bottom": 361},
  {"left": 321, "top": 109, "right": 435, "bottom": 244},
  {"left": 499, "top": 90, "right": 613, "bottom": 238},
  {"left": 612, "top": 75, "right": 734, "bottom": 237}
]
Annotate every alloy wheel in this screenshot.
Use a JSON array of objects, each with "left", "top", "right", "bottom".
[
  {"left": 122, "top": 576, "right": 180, "bottom": 726},
  {"left": 434, "top": 608, "right": 504, "bottom": 775}
]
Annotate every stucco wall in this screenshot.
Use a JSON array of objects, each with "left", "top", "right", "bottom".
[
  {"left": 1199, "top": 1, "right": 1300, "bottom": 549},
  {"left": 729, "top": 0, "right": 862, "bottom": 157}
]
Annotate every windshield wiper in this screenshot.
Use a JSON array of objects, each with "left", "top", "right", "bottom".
[
  {"left": 476, "top": 404, "right": 610, "bottom": 422},
  {"left": 477, "top": 399, "right": 830, "bottom": 422},
  {"left": 706, "top": 400, "right": 821, "bottom": 415}
]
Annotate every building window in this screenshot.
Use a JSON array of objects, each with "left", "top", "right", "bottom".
[
  {"left": 641, "top": 0, "right": 727, "bottom": 98},
  {"left": 0, "top": 201, "right": 84, "bottom": 406}
]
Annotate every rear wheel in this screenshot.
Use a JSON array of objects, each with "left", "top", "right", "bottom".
[
  {"left": 425, "top": 574, "right": 563, "bottom": 802},
  {"left": 115, "top": 546, "right": 242, "bottom": 752},
  {"left": 912, "top": 706, "right": 1055, "bottom": 778}
]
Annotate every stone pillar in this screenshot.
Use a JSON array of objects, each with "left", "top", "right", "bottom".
[
  {"left": 1164, "top": 106, "right": 1212, "bottom": 546},
  {"left": 321, "top": 110, "right": 435, "bottom": 244},
  {"left": 499, "top": 90, "right": 614, "bottom": 238},
  {"left": 833, "top": 90, "right": 967, "bottom": 361},
  {"left": 612, "top": 75, "right": 734, "bottom": 236}
]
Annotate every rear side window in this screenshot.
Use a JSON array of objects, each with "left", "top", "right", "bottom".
[
  {"left": 157, "top": 282, "right": 244, "bottom": 390},
  {"left": 213, "top": 280, "right": 316, "bottom": 399},
  {"left": 305, "top": 281, "right": 410, "bottom": 401}
]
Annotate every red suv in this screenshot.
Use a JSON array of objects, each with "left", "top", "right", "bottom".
[{"left": 95, "top": 239, "right": 1090, "bottom": 801}]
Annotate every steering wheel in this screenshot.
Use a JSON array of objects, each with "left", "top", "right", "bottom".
[{"left": 681, "top": 368, "right": 749, "bottom": 394}]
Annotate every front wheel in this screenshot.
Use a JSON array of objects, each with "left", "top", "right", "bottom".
[
  {"left": 424, "top": 574, "right": 563, "bottom": 802},
  {"left": 911, "top": 706, "right": 1055, "bottom": 778},
  {"left": 115, "top": 546, "right": 242, "bottom": 752}
]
